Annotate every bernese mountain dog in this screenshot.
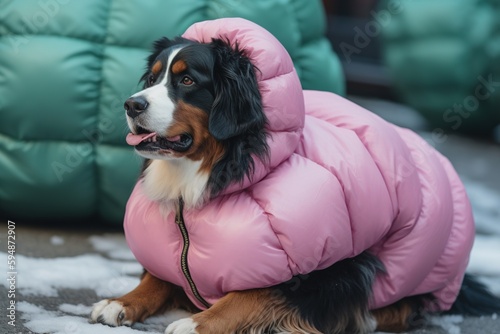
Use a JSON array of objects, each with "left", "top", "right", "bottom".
[{"left": 89, "top": 36, "right": 500, "bottom": 334}]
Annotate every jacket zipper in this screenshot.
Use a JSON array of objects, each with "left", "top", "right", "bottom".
[{"left": 175, "top": 197, "right": 211, "bottom": 309}]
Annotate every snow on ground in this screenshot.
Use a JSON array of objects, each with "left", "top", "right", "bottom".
[
  {"left": 50, "top": 235, "right": 65, "bottom": 246},
  {"left": 464, "top": 179, "right": 500, "bottom": 236},
  {"left": 463, "top": 179, "right": 500, "bottom": 296},
  {"left": 89, "top": 234, "right": 138, "bottom": 261},
  {"left": 429, "top": 315, "right": 464, "bottom": 334},
  {"left": 0, "top": 234, "right": 188, "bottom": 333},
  {"left": 0, "top": 179, "right": 498, "bottom": 334},
  {"left": 469, "top": 235, "right": 500, "bottom": 295},
  {"left": 18, "top": 302, "right": 164, "bottom": 334},
  {"left": 0, "top": 253, "right": 141, "bottom": 298},
  {"left": 17, "top": 301, "right": 192, "bottom": 334}
]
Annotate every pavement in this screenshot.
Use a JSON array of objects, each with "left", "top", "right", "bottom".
[{"left": 1, "top": 97, "right": 499, "bottom": 334}]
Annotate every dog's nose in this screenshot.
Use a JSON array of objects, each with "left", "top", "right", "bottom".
[{"left": 124, "top": 97, "right": 149, "bottom": 118}]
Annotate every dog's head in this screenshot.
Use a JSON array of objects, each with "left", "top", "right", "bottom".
[{"left": 125, "top": 37, "right": 268, "bottom": 197}]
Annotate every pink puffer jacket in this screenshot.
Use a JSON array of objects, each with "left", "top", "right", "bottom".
[{"left": 124, "top": 18, "right": 475, "bottom": 311}]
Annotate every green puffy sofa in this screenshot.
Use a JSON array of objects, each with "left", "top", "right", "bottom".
[
  {"left": 0, "top": 0, "right": 345, "bottom": 224},
  {"left": 380, "top": 0, "right": 500, "bottom": 136}
]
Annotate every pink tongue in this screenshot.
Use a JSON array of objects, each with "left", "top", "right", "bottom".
[{"left": 126, "top": 132, "right": 156, "bottom": 146}]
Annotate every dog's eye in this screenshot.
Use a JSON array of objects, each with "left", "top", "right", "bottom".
[
  {"left": 181, "top": 76, "right": 194, "bottom": 86},
  {"left": 146, "top": 74, "right": 155, "bottom": 87}
]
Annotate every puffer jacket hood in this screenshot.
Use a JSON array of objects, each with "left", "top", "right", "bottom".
[
  {"left": 124, "top": 18, "right": 475, "bottom": 312},
  {"left": 183, "top": 18, "right": 306, "bottom": 194}
]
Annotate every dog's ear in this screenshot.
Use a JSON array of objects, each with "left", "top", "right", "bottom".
[{"left": 209, "top": 38, "right": 265, "bottom": 141}]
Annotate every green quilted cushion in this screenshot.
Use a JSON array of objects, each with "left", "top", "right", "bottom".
[
  {"left": 380, "top": 0, "right": 500, "bottom": 135},
  {"left": 0, "top": 0, "right": 344, "bottom": 224}
]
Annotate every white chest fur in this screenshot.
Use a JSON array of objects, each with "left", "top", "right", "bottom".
[{"left": 142, "top": 159, "right": 209, "bottom": 208}]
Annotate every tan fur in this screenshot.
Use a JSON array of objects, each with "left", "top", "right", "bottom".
[
  {"left": 167, "top": 101, "right": 225, "bottom": 172},
  {"left": 192, "top": 289, "right": 321, "bottom": 334},
  {"left": 112, "top": 274, "right": 321, "bottom": 333},
  {"left": 372, "top": 297, "right": 421, "bottom": 332},
  {"left": 152, "top": 60, "right": 163, "bottom": 75},
  {"left": 172, "top": 59, "right": 187, "bottom": 74},
  {"left": 111, "top": 271, "right": 197, "bottom": 324}
]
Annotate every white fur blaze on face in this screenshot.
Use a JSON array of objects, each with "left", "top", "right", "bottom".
[
  {"left": 165, "top": 317, "right": 199, "bottom": 334},
  {"left": 143, "top": 159, "right": 209, "bottom": 208},
  {"left": 129, "top": 84, "right": 175, "bottom": 135},
  {"left": 126, "top": 47, "right": 183, "bottom": 140}
]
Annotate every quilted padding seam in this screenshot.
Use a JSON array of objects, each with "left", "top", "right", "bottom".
[
  {"left": 286, "top": 1, "right": 329, "bottom": 77},
  {"left": 288, "top": 0, "right": 303, "bottom": 47},
  {"left": 285, "top": 1, "right": 301, "bottom": 67},
  {"left": 246, "top": 189, "right": 295, "bottom": 277},
  {"left": 92, "top": 0, "right": 114, "bottom": 216},
  {"left": 0, "top": 33, "right": 153, "bottom": 51},
  {"left": 202, "top": 0, "right": 210, "bottom": 21}
]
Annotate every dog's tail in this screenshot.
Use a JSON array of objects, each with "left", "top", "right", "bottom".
[{"left": 447, "top": 274, "right": 500, "bottom": 316}]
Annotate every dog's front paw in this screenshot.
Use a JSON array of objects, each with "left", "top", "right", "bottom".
[
  {"left": 90, "top": 299, "right": 133, "bottom": 327},
  {"left": 165, "top": 317, "right": 199, "bottom": 334}
]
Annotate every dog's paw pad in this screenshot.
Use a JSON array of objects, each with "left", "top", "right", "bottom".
[
  {"left": 165, "top": 317, "right": 198, "bottom": 334},
  {"left": 90, "top": 299, "right": 132, "bottom": 327}
]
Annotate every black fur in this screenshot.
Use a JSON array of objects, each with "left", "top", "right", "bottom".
[
  {"left": 209, "top": 39, "right": 266, "bottom": 140},
  {"left": 206, "top": 39, "right": 269, "bottom": 196},
  {"left": 447, "top": 274, "right": 500, "bottom": 316},
  {"left": 276, "top": 252, "right": 384, "bottom": 333}
]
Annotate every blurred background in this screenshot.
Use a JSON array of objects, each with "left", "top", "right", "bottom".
[
  {"left": 0, "top": 1, "right": 499, "bottom": 333},
  {"left": 325, "top": 0, "right": 500, "bottom": 138},
  {"left": 1, "top": 0, "right": 499, "bottom": 225}
]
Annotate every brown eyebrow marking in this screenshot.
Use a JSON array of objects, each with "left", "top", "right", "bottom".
[
  {"left": 152, "top": 61, "right": 163, "bottom": 75},
  {"left": 172, "top": 60, "right": 187, "bottom": 74}
]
